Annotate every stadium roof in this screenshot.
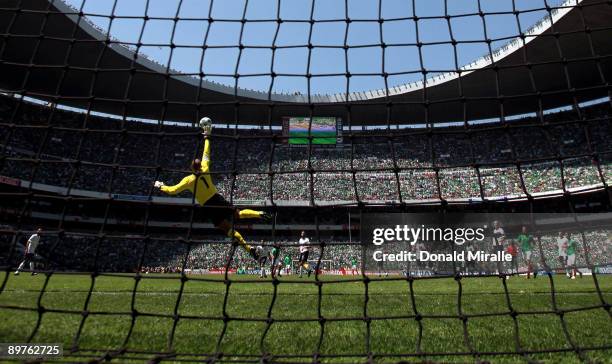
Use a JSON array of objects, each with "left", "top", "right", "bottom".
[{"left": 0, "top": 0, "right": 611, "bottom": 125}]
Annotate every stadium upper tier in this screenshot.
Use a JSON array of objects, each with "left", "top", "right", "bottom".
[
  {"left": 0, "top": 0, "right": 611, "bottom": 124},
  {"left": 0, "top": 95, "right": 610, "bottom": 204}
]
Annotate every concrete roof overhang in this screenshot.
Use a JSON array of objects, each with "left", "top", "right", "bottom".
[{"left": 1, "top": 0, "right": 611, "bottom": 125}]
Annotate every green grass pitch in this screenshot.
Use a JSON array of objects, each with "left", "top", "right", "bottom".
[{"left": 0, "top": 273, "right": 610, "bottom": 363}]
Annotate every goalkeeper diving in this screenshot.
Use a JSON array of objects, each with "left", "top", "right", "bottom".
[{"left": 154, "top": 117, "right": 270, "bottom": 260}]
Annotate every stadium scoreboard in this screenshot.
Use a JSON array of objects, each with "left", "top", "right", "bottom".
[{"left": 282, "top": 117, "right": 343, "bottom": 145}]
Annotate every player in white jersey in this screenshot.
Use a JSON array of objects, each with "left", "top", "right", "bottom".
[
  {"left": 491, "top": 221, "right": 506, "bottom": 277},
  {"left": 298, "top": 231, "right": 312, "bottom": 278},
  {"left": 256, "top": 245, "right": 267, "bottom": 278},
  {"left": 377, "top": 248, "right": 389, "bottom": 277},
  {"left": 492, "top": 221, "right": 506, "bottom": 249},
  {"left": 414, "top": 242, "right": 428, "bottom": 276},
  {"left": 464, "top": 241, "right": 477, "bottom": 275},
  {"left": 15, "top": 228, "right": 42, "bottom": 276}
]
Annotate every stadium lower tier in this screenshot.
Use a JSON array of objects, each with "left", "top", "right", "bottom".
[{"left": 1, "top": 231, "right": 610, "bottom": 274}]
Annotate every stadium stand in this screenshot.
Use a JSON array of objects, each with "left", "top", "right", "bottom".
[{"left": 1, "top": 94, "right": 610, "bottom": 203}]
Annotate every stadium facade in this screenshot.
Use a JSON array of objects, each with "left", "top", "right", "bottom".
[{"left": 0, "top": 0, "right": 611, "bottom": 124}]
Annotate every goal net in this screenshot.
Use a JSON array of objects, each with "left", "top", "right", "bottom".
[{"left": 0, "top": 0, "right": 611, "bottom": 362}]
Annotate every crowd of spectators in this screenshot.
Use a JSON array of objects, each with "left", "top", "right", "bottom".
[{"left": 0, "top": 95, "right": 610, "bottom": 202}]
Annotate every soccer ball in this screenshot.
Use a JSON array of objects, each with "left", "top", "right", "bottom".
[{"left": 199, "top": 117, "right": 212, "bottom": 133}]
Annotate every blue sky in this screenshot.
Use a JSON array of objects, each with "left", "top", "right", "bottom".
[{"left": 61, "top": 0, "right": 563, "bottom": 95}]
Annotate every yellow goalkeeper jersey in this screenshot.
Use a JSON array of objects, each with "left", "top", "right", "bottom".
[{"left": 160, "top": 137, "right": 217, "bottom": 205}]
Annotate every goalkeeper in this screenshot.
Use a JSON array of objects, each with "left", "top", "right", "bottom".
[{"left": 154, "top": 118, "right": 269, "bottom": 260}]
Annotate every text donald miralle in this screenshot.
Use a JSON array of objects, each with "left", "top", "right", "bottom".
[{"left": 370, "top": 225, "right": 513, "bottom": 262}]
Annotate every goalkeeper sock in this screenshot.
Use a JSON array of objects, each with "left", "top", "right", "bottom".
[
  {"left": 228, "top": 230, "right": 251, "bottom": 252},
  {"left": 238, "top": 209, "right": 263, "bottom": 219}
]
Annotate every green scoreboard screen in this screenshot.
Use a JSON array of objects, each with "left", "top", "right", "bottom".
[{"left": 283, "top": 117, "right": 340, "bottom": 145}]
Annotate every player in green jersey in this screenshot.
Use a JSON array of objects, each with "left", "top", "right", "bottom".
[
  {"left": 269, "top": 244, "right": 282, "bottom": 278},
  {"left": 350, "top": 256, "right": 358, "bottom": 275},
  {"left": 283, "top": 254, "right": 292, "bottom": 275},
  {"left": 565, "top": 235, "right": 581, "bottom": 279},
  {"left": 517, "top": 226, "right": 537, "bottom": 279}
]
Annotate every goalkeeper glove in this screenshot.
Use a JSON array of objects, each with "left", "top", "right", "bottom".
[{"left": 154, "top": 181, "right": 165, "bottom": 188}]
